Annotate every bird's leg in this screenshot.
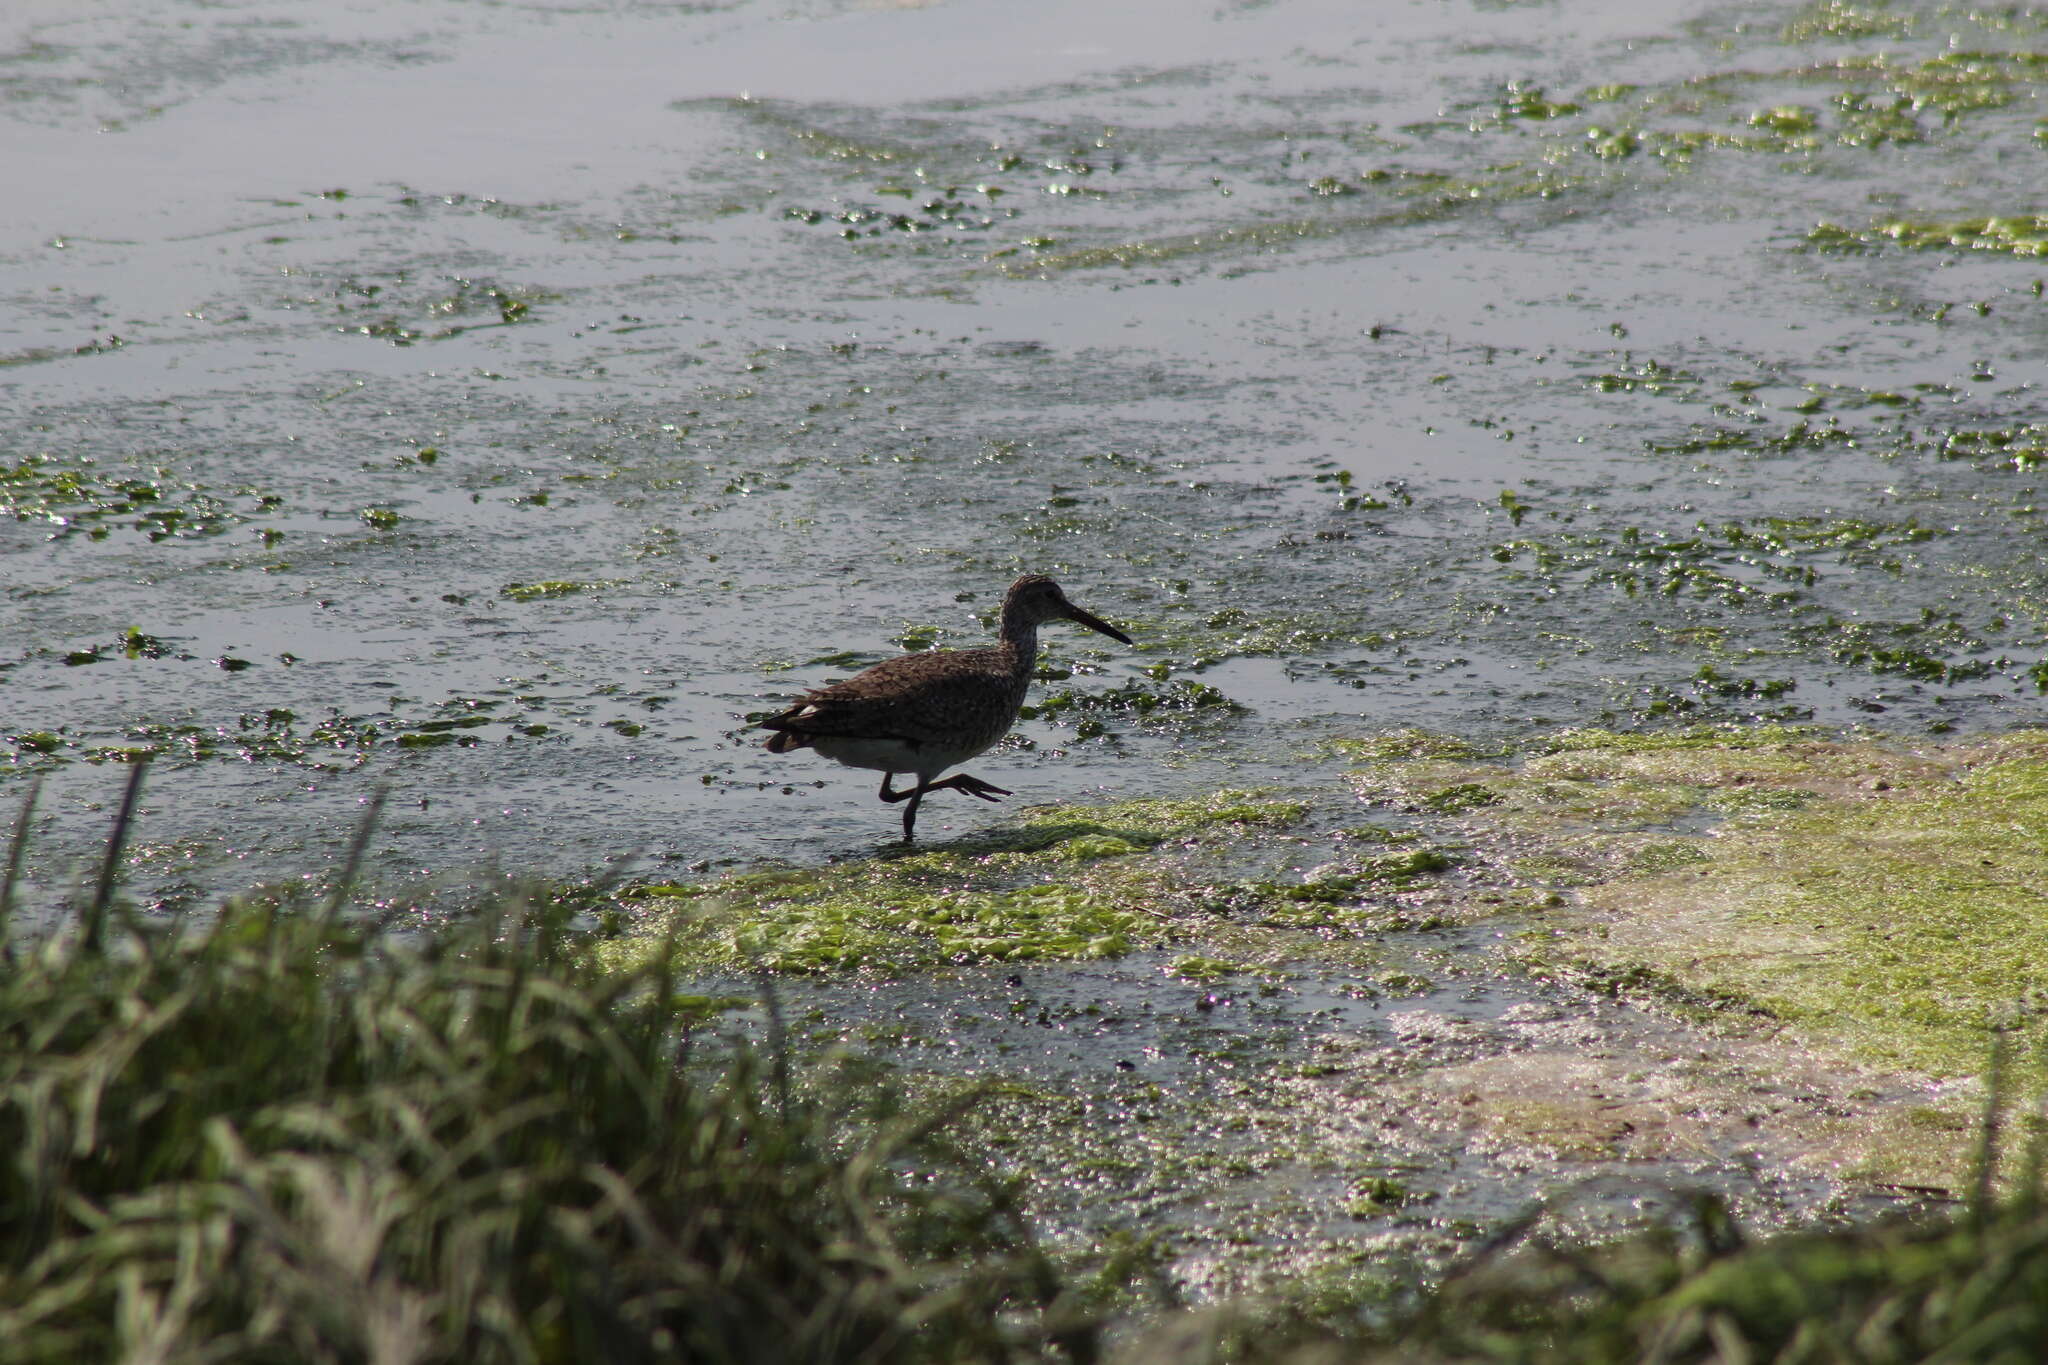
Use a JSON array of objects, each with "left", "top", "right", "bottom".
[
  {"left": 884, "top": 773, "right": 1011, "bottom": 842},
  {"left": 923, "top": 773, "right": 1012, "bottom": 803}
]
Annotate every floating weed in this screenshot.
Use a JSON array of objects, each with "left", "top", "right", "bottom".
[
  {"left": 1791, "top": 611, "right": 2007, "bottom": 684},
  {"left": 1645, "top": 417, "right": 1862, "bottom": 456},
  {"left": 783, "top": 191, "right": 1004, "bottom": 242},
  {"left": 1807, "top": 213, "right": 2048, "bottom": 257},
  {"left": 1234, "top": 848, "right": 1460, "bottom": 928},
  {"left": 1535, "top": 722, "right": 1822, "bottom": 755},
  {"left": 1416, "top": 782, "right": 1501, "bottom": 815},
  {"left": 1749, "top": 103, "right": 1821, "bottom": 135},
  {"left": 1495, "top": 81, "right": 1582, "bottom": 122},
  {"left": 1332, "top": 729, "right": 1496, "bottom": 763},
  {"left": 1481, "top": 513, "right": 2020, "bottom": 702},
  {"left": 1001, "top": 167, "right": 1589, "bottom": 276},
  {"left": 1021, "top": 677, "right": 1247, "bottom": 728},
  {"left": 1170, "top": 954, "right": 1247, "bottom": 982},
  {"left": 1489, "top": 516, "right": 1940, "bottom": 609},
  {"left": 1781, "top": 0, "right": 1917, "bottom": 42},
  {"left": 500, "top": 579, "right": 625, "bottom": 601},
  {"left": 1, "top": 690, "right": 602, "bottom": 776},
  {"left": 0, "top": 454, "right": 281, "bottom": 543},
  {"left": 1582, "top": 357, "right": 1702, "bottom": 396},
  {"left": 722, "top": 95, "right": 922, "bottom": 165},
  {"left": 6, "top": 711, "right": 383, "bottom": 773},
  {"left": 1068, "top": 790, "right": 1312, "bottom": 835},
  {"left": 1932, "top": 423, "right": 2048, "bottom": 471},
  {"left": 314, "top": 271, "right": 553, "bottom": 344},
  {"left": 1142, "top": 604, "right": 1374, "bottom": 662},
  {"left": 1028, "top": 832, "right": 1145, "bottom": 862}
]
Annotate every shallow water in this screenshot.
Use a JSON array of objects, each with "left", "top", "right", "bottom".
[{"left": 5, "top": 0, "right": 2046, "bottom": 903}]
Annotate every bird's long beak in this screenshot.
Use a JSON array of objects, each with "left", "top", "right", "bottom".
[{"left": 1066, "top": 603, "right": 1133, "bottom": 646}]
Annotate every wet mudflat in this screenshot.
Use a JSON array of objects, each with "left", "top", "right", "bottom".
[{"left": 4, "top": 0, "right": 2046, "bottom": 1303}]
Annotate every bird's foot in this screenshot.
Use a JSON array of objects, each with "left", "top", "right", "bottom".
[{"left": 929, "top": 773, "right": 1011, "bottom": 803}]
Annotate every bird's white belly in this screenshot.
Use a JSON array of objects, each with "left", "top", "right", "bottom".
[{"left": 811, "top": 734, "right": 984, "bottom": 777}]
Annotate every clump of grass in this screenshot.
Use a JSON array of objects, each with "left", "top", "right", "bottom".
[
  {"left": 0, "top": 781, "right": 1100, "bottom": 1363},
  {"left": 1150, "top": 1189, "right": 2048, "bottom": 1362}
]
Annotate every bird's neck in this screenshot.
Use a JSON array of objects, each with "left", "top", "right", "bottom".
[{"left": 997, "top": 615, "right": 1039, "bottom": 679}]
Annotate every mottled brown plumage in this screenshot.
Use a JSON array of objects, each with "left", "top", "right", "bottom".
[{"left": 759, "top": 575, "right": 1133, "bottom": 841}]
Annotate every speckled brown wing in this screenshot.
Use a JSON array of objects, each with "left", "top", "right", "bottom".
[{"left": 759, "top": 647, "right": 1022, "bottom": 753}]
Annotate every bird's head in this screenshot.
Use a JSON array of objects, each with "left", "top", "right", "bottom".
[{"left": 1004, "top": 575, "right": 1133, "bottom": 645}]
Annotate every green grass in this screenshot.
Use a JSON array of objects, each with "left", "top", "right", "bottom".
[
  {"left": 0, "top": 780, "right": 1095, "bottom": 1363},
  {"left": 1234, "top": 1176, "right": 2048, "bottom": 1363}
]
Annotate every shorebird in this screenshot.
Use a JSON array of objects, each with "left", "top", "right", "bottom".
[{"left": 758, "top": 575, "right": 1134, "bottom": 842}]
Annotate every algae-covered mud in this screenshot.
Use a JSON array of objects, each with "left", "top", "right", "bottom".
[
  {"left": 4, "top": 0, "right": 2047, "bottom": 1309},
  {"left": 592, "top": 730, "right": 2044, "bottom": 1298}
]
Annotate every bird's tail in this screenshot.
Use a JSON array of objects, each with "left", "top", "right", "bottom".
[{"left": 763, "top": 727, "right": 809, "bottom": 754}]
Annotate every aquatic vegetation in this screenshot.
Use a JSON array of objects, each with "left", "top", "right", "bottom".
[
  {"left": 1477, "top": 505, "right": 2043, "bottom": 708},
  {"left": 624, "top": 875, "right": 1151, "bottom": 972},
  {"left": 601, "top": 790, "right": 1318, "bottom": 974},
  {"left": 1929, "top": 422, "right": 2048, "bottom": 470},
  {"left": 1781, "top": 0, "right": 1917, "bottom": 43},
  {"left": 1808, "top": 213, "right": 2048, "bottom": 256},
  {"left": 721, "top": 95, "right": 922, "bottom": 165},
  {"left": 5, "top": 709, "right": 383, "bottom": 773},
  {"left": 0, "top": 454, "right": 281, "bottom": 542},
  {"left": 1136, "top": 604, "right": 1379, "bottom": 664},
  {"left": 306, "top": 270, "right": 551, "bottom": 344},
  {"left": 1791, "top": 612, "right": 2008, "bottom": 684},
  {"left": 782, "top": 191, "right": 1006, "bottom": 241},
  {"left": 1332, "top": 730, "right": 1494, "bottom": 763},
  {"left": 1234, "top": 847, "right": 1460, "bottom": 928},
  {"left": 1345, "top": 723, "right": 2048, "bottom": 1077},
  {"left": 17, "top": 0, "right": 2048, "bottom": 1348},
  {"left": 1, "top": 691, "right": 610, "bottom": 777},
  {"left": 1495, "top": 82, "right": 1582, "bottom": 122},
  {"left": 1489, "top": 516, "right": 1940, "bottom": 607},
  {"left": 500, "top": 578, "right": 623, "bottom": 601},
  {"left": 1021, "top": 676, "right": 1247, "bottom": 727},
  {"left": 1002, "top": 167, "right": 1590, "bottom": 276},
  {"left": 1581, "top": 357, "right": 1702, "bottom": 396},
  {"left": 1561, "top": 732, "right": 2048, "bottom": 1076},
  {"left": 4, "top": 858, "right": 2044, "bottom": 1359}
]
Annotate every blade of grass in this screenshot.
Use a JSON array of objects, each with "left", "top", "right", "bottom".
[
  {"left": 83, "top": 759, "right": 149, "bottom": 955},
  {"left": 317, "top": 786, "right": 388, "bottom": 928},
  {"left": 1970, "top": 1028, "right": 2011, "bottom": 1225},
  {"left": 1, "top": 775, "right": 41, "bottom": 963}
]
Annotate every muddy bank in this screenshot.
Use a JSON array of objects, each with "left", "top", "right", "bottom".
[{"left": 600, "top": 727, "right": 2037, "bottom": 1295}]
